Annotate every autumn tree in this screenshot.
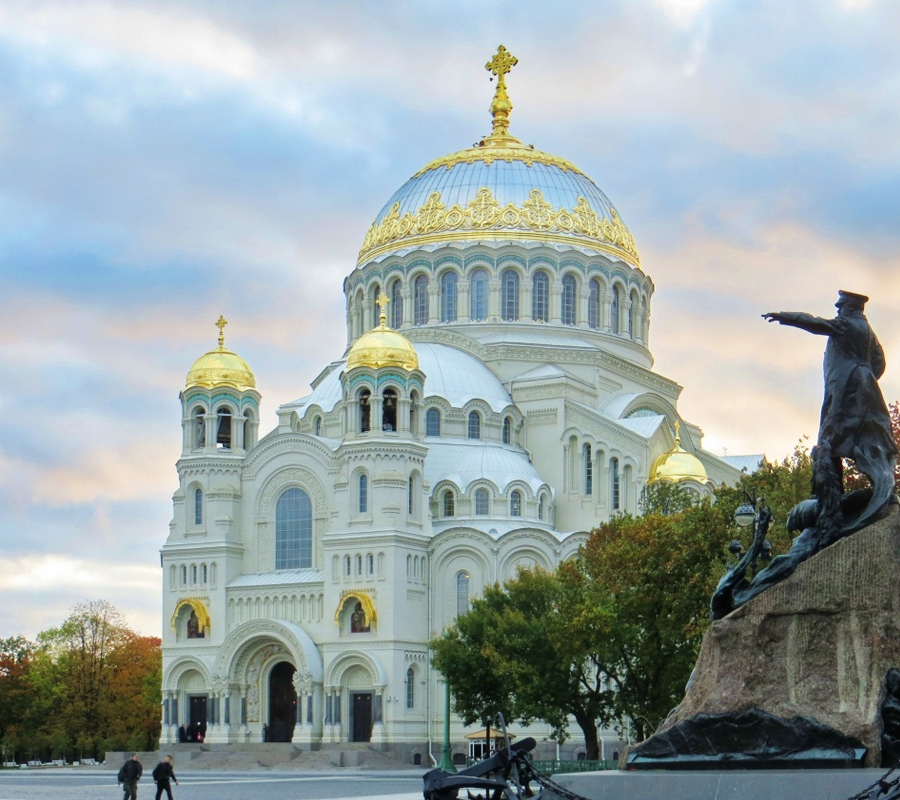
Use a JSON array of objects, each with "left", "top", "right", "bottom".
[
  {"left": 0, "top": 636, "right": 35, "bottom": 763},
  {"left": 21, "top": 600, "right": 162, "bottom": 759}
]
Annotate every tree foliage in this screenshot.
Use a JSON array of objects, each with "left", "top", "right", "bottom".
[{"left": 0, "top": 601, "right": 161, "bottom": 762}]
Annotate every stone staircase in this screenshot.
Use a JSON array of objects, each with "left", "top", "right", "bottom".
[{"left": 161, "top": 742, "right": 416, "bottom": 770}]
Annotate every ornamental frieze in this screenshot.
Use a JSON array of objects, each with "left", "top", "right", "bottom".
[{"left": 358, "top": 188, "right": 640, "bottom": 266}]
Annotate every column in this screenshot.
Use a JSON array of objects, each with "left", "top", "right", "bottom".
[
  {"left": 550, "top": 283, "right": 563, "bottom": 324},
  {"left": 203, "top": 413, "right": 217, "bottom": 453},
  {"left": 427, "top": 283, "right": 439, "bottom": 325},
  {"left": 371, "top": 688, "right": 386, "bottom": 743},
  {"left": 488, "top": 279, "right": 501, "bottom": 322}
]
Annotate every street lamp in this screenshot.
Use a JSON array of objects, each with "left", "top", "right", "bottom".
[{"left": 730, "top": 495, "right": 773, "bottom": 563}]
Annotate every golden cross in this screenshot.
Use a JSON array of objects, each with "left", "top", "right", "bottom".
[
  {"left": 485, "top": 45, "right": 518, "bottom": 80},
  {"left": 484, "top": 45, "right": 519, "bottom": 143},
  {"left": 376, "top": 292, "right": 390, "bottom": 326},
  {"left": 216, "top": 314, "right": 228, "bottom": 347}
]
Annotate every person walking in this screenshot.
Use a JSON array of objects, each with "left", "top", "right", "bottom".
[
  {"left": 118, "top": 753, "right": 143, "bottom": 800},
  {"left": 152, "top": 754, "right": 179, "bottom": 800}
]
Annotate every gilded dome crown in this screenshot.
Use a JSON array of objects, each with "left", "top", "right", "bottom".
[
  {"left": 185, "top": 316, "right": 256, "bottom": 391},
  {"left": 357, "top": 46, "right": 639, "bottom": 268},
  {"left": 346, "top": 295, "right": 419, "bottom": 372},
  {"left": 649, "top": 422, "right": 708, "bottom": 484}
]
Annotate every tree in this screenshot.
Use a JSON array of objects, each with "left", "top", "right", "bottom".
[
  {"left": 571, "top": 501, "right": 730, "bottom": 741},
  {"left": 0, "top": 636, "right": 35, "bottom": 763},
  {"left": 25, "top": 600, "right": 161, "bottom": 758}
]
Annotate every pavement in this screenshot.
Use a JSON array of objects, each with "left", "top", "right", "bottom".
[{"left": 0, "top": 767, "right": 426, "bottom": 800}]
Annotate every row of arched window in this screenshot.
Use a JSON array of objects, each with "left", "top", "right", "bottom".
[
  {"left": 436, "top": 486, "right": 551, "bottom": 522},
  {"left": 567, "top": 438, "right": 631, "bottom": 512},
  {"left": 349, "top": 268, "right": 648, "bottom": 341},
  {"left": 186, "top": 403, "right": 257, "bottom": 452},
  {"left": 169, "top": 561, "right": 217, "bottom": 589},
  {"left": 406, "top": 553, "right": 427, "bottom": 583},
  {"left": 331, "top": 551, "right": 383, "bottom": 580}
]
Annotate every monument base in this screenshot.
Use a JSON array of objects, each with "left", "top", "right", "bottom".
[{"left": 629, "top": 506, "right": 900, "bottom": 768}]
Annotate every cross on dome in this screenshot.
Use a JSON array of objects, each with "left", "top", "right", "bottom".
[
  {"left": 484, "top": 45, "right": 519, "bottom": 144},
  {"left": 216, "top": 314, "right": 228, "bottom": 348},
  {"left": 376, "top": 291, "right": 391, "bottom": 327}
]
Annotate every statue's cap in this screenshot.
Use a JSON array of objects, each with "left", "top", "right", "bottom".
[{"left": 837, "top": 289, "right": 869, "bottom": 307}]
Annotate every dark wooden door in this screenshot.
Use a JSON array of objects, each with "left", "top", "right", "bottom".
[{"left": 352, "top": 692, "right": 372, "bottom": 742}]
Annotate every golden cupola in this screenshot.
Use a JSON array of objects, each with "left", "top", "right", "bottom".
[
  {"left": 185, "top": 316, "right": 257, "bottom": 391},
  {"left": 649, "top": 421, "right": 709, "bottom": 484},
  {"left": 346, "top": 294, "right": 419, "bottom": 371}
]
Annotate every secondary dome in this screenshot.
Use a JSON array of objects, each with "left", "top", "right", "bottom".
[
  {"left": 649, "top": 422, "right": 708, "bottom": 485},
  {"left": 185, "top": 316, "right": 256, "bottom": 391},
  {"left": 357, "top": 46, "right": 639, "bottom": 268},
  {"left": 346, "top": 298, "right": 419, "bottom": 371}
]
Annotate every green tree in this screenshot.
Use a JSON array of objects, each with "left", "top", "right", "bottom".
[{"left": 571, "top": 501, "right": 730, "bottom": 741}]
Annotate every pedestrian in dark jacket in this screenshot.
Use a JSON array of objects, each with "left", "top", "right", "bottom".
[
  {"left": 152, "top": 755, "right": 179, "bottom": 800},
  {"left": 118, "top": 753, "right": 143, "bottom": 800}
]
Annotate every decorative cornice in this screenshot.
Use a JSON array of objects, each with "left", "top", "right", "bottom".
[{"left": 358, "top": 188, "right": 640, "bottom": 267}]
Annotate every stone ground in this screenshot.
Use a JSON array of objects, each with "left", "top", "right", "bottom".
[{"left": 0, "top": 767, "right": 424, "bottom": 800}]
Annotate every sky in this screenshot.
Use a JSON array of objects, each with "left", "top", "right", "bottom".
[{"left": 1, "top": 0, "right": 899, "bottom": 640}]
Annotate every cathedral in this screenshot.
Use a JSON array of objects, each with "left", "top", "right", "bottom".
[{"left": 159, "top": 47, "right": 749, "bottom": 759}]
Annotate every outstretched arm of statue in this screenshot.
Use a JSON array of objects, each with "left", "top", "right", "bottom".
[{"left": 761, "top": 311, "right": 844, "bottom": 336}]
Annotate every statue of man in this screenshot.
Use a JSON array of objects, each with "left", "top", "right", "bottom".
[{"left": 763, "top": 290, "right": 897, "bottom": 540}]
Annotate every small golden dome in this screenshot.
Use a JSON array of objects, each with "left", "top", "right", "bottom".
[
  {"left": 649, "top": 421, "right": 708, "bottom": 484},
  {"left": 346, "top": 294, "right": 419, "bottom": 372},
  {"left": 185, "top": 316, "right": 256, "bottom": 391}
]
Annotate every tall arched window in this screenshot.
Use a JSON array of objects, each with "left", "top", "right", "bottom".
[
  {"left": 611, "top": 285, "right": 621, "bottom": 333},
  {"left": 583, "top": 443, "right": 593, "bottom": 496},
  {"left": 216, "top": 408, "right": 232, "bottom": 448},
  {"left": 443, "top": 490, "right": 455, "bottom": 517},
  {"left": 410, "top": 391, "right": 419, "bottom": 436},
  {"left": 359, "top": 389, "right": 371, "bottom": 433},
  {"left": 370, "top": 283, "right": 381, "bottom": 329},
  {"left": 475, "top": 488, "right": 489, "bottom": 515},
  {"left": 275, "top": 488, "right": 313, "bottom": 569},
  {"left": 313, "top": 416, "right": 322, "bottom": 436},
  {"left": 406, "top": 667, "right": 415, "bottom": 709},
  {"left": 358, "top": 473, "right": 368, "bottom": 514},
  {"left": 440, "top": 272, "right": 458, "bottom": 322},
  {"left": 426, "top": 408, "right": 441, "bottom": 437},
  {"left": 610, "top": 458, "right": 620, "bottom": 511},
  {"left": 502, "top": 416, "right": 511, "bottom": 445},
  {"left": 470, "top": 268, "right": 489, "bottom": 321},
  {"left": 588, "top": 278, "right": 601, "bottom": 329},
  {"left": 194, "top": 488, "right": 203, "bottom": 525},
  {"left": 467, "top": 411, "right": 481, "bottom": 440},
  {"left": 408, "top": 473, "right": 417, "bottom": 517},
  {"left": 510, "top": 490, "right": 522, "bottom": 517},
  {"left": 562, "top": 274, "right": 577, "bottom": 325},
  {"left": 354, "top": 288, "right": 364, "bottom": 339},
  {"left": 538, "top": 494, "right": 545, "bottom": 521},
  {"left": 456, "top": 570, "right": 470, "bottom": 617},
  {"left": 382, "top": 388, "right": 398, "bottom": 431},
  {"left": 414, "top": 274, "right": 429, "bottom": 325},
  {"left": 532, "top": 271, "right": 549, "bottom": 322},
  {"left": 390, "top": 278, "right": 403, "bottom": 329},
  {"left": 501, "top": 269, "right": 519, "bottom": 321}
]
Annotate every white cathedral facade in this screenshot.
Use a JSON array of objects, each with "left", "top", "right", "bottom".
[{"left": 159, "top": 48, "right": 748, "bottom": 759}]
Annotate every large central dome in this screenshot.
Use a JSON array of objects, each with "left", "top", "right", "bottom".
[{"left": 357, "top": 47, "right": 639, "bottom": 269}]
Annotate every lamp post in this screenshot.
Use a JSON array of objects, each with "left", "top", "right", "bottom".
[{"left": 729, "top": 494, "right": 772, "bottom": 567}]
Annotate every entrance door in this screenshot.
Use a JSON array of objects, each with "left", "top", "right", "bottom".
[
  {"left": 268, "top": 661, "right": 297, "bottom": 743},
  {"left": 188, "top": 695, "right": 207, "bottom": 741},
  {"left": 351, "top": 692, "right": 373, "bottom": 742}
]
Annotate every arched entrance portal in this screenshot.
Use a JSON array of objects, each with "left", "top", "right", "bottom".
[{"left": 268, "top": 661, "right": 297, "bottom": 742}]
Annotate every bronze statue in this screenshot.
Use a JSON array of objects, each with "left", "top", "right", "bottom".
[
  {"left": 763, "top": 290, "right": 896, "bottom": 538},
  {"left": 713, "top": 291, "right": 896, "bottom": 619}
]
